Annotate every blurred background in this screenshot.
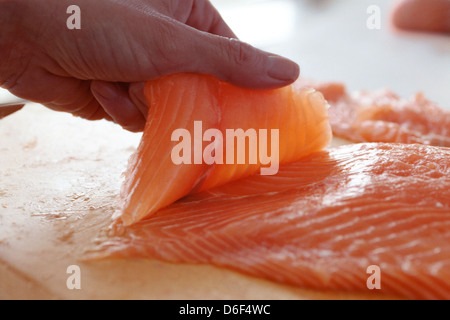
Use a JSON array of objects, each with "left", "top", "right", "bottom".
[{"left": 211, "top": 0, "right": 450, "bottom": 108}]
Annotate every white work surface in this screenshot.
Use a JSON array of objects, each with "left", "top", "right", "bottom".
[
  {"left": 0, "top": 0, "right": 448, "bottom": 300},
  {"left": 213, "top": 0, "right": 450, "bottom": 109}
]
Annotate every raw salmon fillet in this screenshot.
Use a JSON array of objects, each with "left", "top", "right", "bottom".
[
  {"left": 329, "top": 89, "right": 450, "bottom": 146},
  {"left": 91, "top": 143, "right": 450, "bottom": 300},
  {"left": 115, "top": 73, "right": 332, "bottom": 225},
  {"left": 297, "top": 78, "right": 450, "bottom": 146}
]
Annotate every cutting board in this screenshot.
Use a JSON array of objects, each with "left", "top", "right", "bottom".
[{"left": 0, "top": 104, "right": 387, "bottom": 300}]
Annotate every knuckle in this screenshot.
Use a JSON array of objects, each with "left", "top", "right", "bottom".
[
  {"left": 2, "top": 66, "right": 28, "bottom": 97},
  {"left": 227, "top": 39, "right": 257, "bottom": 67},
  {"left": 83, "top": 106, "right": 104, "bottom": 121},
  {"left": 152, "top": 21, "right": 187, "bottom": 73}
]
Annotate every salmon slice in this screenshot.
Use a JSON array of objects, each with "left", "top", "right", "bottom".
[
  {"left": 392, "top": 0, "right": 450, "bottom": 33},
  {"left": 328, "top": 88, "right": 450, "bottom": 146},
  {"left": 293, "top": 79, "right": 347, "bottom": 104},
  {"left": 90, "top": 143, "right": 450, "bottom": 300},
  {"left": 115, "top": 73, "right": 332, "bottom": 225},
  {"left": 295, "top": 78, "right": 450, "bottom": 146}
]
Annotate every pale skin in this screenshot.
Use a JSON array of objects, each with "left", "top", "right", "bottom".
[{"left": 0, "top": 0, "right": 448, "bottom": 131}]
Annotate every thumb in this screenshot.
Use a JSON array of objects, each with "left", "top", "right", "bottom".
[
  {"left": 196, "top": 36, "right": 300, "bottom": 89},
  {"left": 156, "top": 21, "right": 300, "bottom": 89}
]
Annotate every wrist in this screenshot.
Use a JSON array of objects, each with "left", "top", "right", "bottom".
[{"left": 0, "top": 0, "right": 21, "bottom": 88}]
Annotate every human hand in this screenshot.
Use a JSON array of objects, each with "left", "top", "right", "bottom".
[
  {"left": 0, "top": 0, "right": 300, "bottom": 131},
  {"left": 392, "top": 0, "right": 450, "bottom": 33}
]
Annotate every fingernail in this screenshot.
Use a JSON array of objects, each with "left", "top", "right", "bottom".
[{"left": 267, "top": 56, "right": 300, "bottom": 82}]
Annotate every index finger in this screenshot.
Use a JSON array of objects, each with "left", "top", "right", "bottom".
[{"left": 183, "top": 0, "right": 238, "bottom": 39}]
